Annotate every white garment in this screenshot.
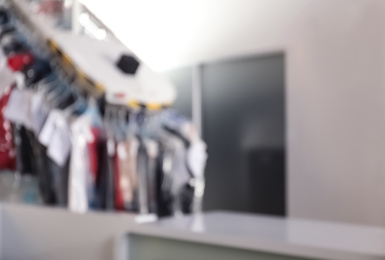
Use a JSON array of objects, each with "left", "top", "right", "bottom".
[
  {"left": 0, "top": 48, "right": 7, "bottom": 71},
  {"left": 29, "top": 92, "right": 50, "bottom": 136},
  {"left": 68, "top": 114, "right": 93, "bottom": 213},
  {"left": 3, "top": 88, "right": 32, "bottom": 125},
  {"left": 0, "top": 64, "right": 14, "bottom": 92},
  {"left": 39, "top": 109, "right": 71, "bottom": 167},
  {"left": 39, "top": 109, "right": 58, "bottom": 146},
  {"left": 187, "top": 140, "right": 207, "bottom": 179}
]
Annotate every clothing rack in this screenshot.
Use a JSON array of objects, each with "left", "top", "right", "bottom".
[
  {"left": 5, "top": 0, "right": 176, "bottom": 109},
  {"left": 0, "top": 0, "right": 207, "bottom": 218}
]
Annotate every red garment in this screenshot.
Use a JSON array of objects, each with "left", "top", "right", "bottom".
[
  {"left": 0, "top": 85, "right": 16, "bottom": 170},
  {"left": 114, "top": 144, "right": 124, "bottom": 210},
  {"left": 7, "top": 52, "right": 34, "bottom": 72}
]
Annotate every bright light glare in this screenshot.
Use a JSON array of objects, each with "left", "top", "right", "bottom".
[
  {"left": 79, "top": 12, "right": 107, "bottom": 40},
  {"left": 79, "top": 0, "right": 201, "bottom": 71}
]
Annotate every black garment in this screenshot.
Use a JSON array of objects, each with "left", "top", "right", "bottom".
[
  {"left": 14, "top": 125, "right": 36, "bottom": 175},
  {"left": 32, "top": 136, "right": 56, "bottom": 205},
  {"left": 180, "top": 183, "right": 194, "bottom": 214},
  {"left": 155, "top": 143, "right": 173, "bottom": 217},
  {"left": 21, "top": 59, "right": 52, "bottom": 87},
  {"left": 96, "top": 139, "right": 114, "bottom": 210},
  {"left": 31, "top": 134, "right": 69, "bottom": 206},
  {"left": 49, "top": 156, "right": 69, "bottom": 207}
]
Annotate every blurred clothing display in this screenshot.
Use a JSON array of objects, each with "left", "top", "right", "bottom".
[{"left": 0, "top": 6, "right": 207, "bottom": 217}]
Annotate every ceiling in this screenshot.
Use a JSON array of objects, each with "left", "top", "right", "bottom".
[{"left": 80, "top": 0, "right": 310, "bottom": 71}]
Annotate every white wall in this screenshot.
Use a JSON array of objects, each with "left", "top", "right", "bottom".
[
  {"left": 82, "top": 0, "right": 385, "bottom": 226},
  {"left": 287, "top": 0, "right": 385, "bottom": 226}
]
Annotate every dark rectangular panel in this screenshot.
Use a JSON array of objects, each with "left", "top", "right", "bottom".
[{"left": 201, "top": 53, "right": 286, "bottom": 216}]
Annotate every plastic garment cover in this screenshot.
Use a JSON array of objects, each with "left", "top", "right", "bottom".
[{"left": 39, "top": 109, "right": 71, "bottom": 167}]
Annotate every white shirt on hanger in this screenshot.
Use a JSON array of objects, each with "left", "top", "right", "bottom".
[
  {"left": 39, "top": 109, "right": 71, "bottom": 167},
  {"left": 68, "top": 113, "right": 93, "bottom": 214},
  {"left": 3, "top": 88, "right": 33, "bottom": 126}
]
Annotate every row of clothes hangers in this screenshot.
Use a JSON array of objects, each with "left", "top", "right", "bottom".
[{"left": 0, "top": 4, "right": 207, "bottom": 217}]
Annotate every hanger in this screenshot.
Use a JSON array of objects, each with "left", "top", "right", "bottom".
[
  {"left": 86, "top": 97, "right": 103, "bottom": 127},
  {"left": 63, "top": 88, "right": 88, "bottom": 116},
  {"left": 21, "top": 59, "right": 52, "bottom": 87},
  {"left": 163, "top": 125, "right": 190, "bottom": 149},
  {"left": 37, "top": 75, "right": 61, "bottom": 96},
  {"left": 162, "top": 122, "right": 194, "bottom": 180},
  {"left": 35, "top": 72, "right": 58, "bottom": 91},
  {"left": 48, "top": 82, "right": 72, "bottom": 108}
]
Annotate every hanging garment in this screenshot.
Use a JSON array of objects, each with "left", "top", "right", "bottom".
[
  {"left": 3, "top": 88, "right": 32, "bottom": 126},
  {"left": 87, "top": 127, "right": 105, "bottom": 209},
  {"left": 68, "top": 114, "right": 93, "bottom": 213},
  {"left": 31, "top": 135, "right": 56, "bottom": 205},
  {"left": 155, "top": 142, "right": 174, "bottom": 217},
  {"left": 95, "top": 138, "right": 114, "bottom": 210},
  {"left": 33, "top": 132, "right": 69, "bottom": 206},
  {"left": 105, "top": 138, "right": 116, "bottom": 210},
  {"left": 7, "top": 51, "right": 34, "bottom": 72},
  {"left": 87, "top": 128, "right": 100, "bottom": 191},
  {"left": 168, "top": 136, "right": 191, "bottom": 215},
  {"left": 0, "top": 85, "right": 16, "bottom": 170},
  {"left": 49, "top": 154, "right": 69, "bottom": 206},
  {"left": 28, "top": 91, "right": 50, "bottom": 136},
  {"left": 39, "top": 109, "right": 71, "bottom": 167},
  {"left": 144, "top": 139, "right": 159, "bottom": 214},
  {"left": 68, "top": 105, "right": 106, "bottom": 212},
  {"left": 3, "top": 88, "right": 37, "bottom": 177},
  {"left": 116, "top": 137, "right": 139, "bottom": 211},
  {"left": 186, "top": 139, "right": 207, "bottom": 213},
  {"left": 0, "top": 62, "right": 15, "bottom": 92},
  {"left": 13, "top": 125, "right": 36, "bottom": 175},
  {"left": 84, "top": 103, "right": 104, "bottom": 208},
  {"left": 39, "top": 109, "right": 72, "bottom": 206},
  {"left": 136, "top": 139, "right": 149, "bottom": 215},
  {"left": 113, "top": 142, "right": 124, "bottom": 211}
]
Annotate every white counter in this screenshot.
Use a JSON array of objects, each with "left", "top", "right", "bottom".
[
  {"left": 1, "top": 204, "right": 385, "bottom": 260},
  {"left": 130, "top": 212, "right": 385, "bottom": 260}
]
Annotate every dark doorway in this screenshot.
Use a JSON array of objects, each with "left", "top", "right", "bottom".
[{"left": 201, "top": 53, "right": 286, "bottom": 216}]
